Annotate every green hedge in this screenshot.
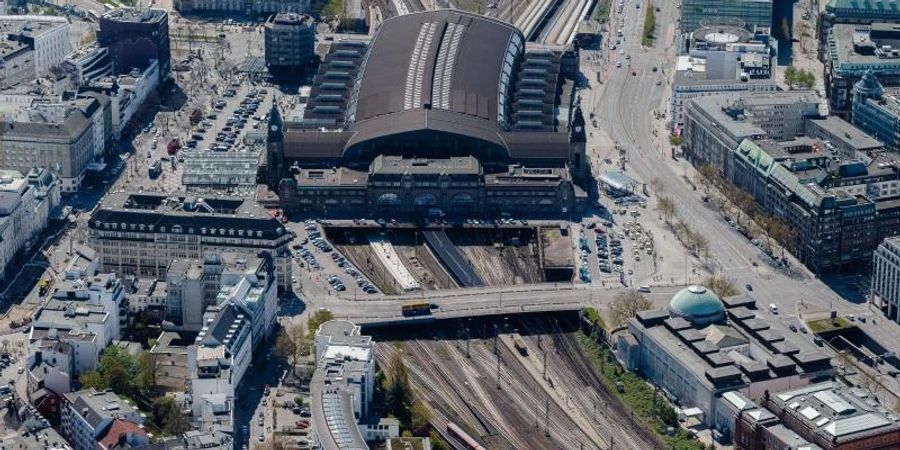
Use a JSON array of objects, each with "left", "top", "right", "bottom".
[{"left": 576, "top": 332, "right": 707, "bottom": 450}]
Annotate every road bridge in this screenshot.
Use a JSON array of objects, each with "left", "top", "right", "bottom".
[{"left": 308, "top": 283, "right": 683, "bottom": 325}]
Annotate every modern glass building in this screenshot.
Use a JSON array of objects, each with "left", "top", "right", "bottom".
[{"left": 680, "top": 0, "right": 773, "bottom": 33}]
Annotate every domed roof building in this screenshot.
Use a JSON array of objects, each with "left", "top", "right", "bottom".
[{"left": 668, "top": 285, "right": 724, "bottom": 326}]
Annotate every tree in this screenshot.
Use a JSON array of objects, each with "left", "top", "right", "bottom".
[
  {"left": 649, "top": 177, "right": 663, "bottom": 194},
  {"left": 321, "top": 0, "right": 346, "bottom": 22},
  {"left": 306, "top": 309, "right": 335, "bottom": 340},
  {"left": 151, "top": 396, "right": 190, "bottom": 436},
  {"left": 697, "top": 164, "right": 718, "bottom": 194},
  {"left": 134, "top": 352, "right": 161, "bottom": 397},
  {"left": 655, "top": 196, "right": 676, "bottom": 224},
  {"left": 608, "top": 291, "right": 653, "bottom": 327},
  {"left": 693, "top": 233, "right": 710, "bottom": 260},
  {"left": 80, "top": 346, "right": 137, "bottom": 397},
  {"left": 703, "top": 275, "right": 740, "bottom": 298},
  {"left": 732, "top": 190, "right": 757, "bottom": 228},
  {"left": 669, "top": 134, "right": 683, "bottom": 147},
  {"left": 383, "top": 352, "right": 414, "bottom": 427},
  {"left": 410, "top": 400, "right": 432, "bottom": 435},
  {"left": 784, "top": 66, "right": 798, "bottom": 89},
  {"left": 275, "top": 322, "right": 307, "bottom": 376}
]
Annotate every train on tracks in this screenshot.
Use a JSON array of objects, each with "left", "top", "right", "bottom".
[{"left": 446, "top": 422, "right": 487, "bottom": 450}]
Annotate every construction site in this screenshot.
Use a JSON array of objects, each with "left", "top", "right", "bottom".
[
  {"left": 369, "top": 314, "right": 660, "bottom": 450},
  {"left": 324, "top": 226, "right": 575, "bottom": 295}
]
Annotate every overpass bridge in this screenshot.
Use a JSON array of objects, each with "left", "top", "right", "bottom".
[{"left": 308, "top": 283, "right": 684, "bottom": 326}]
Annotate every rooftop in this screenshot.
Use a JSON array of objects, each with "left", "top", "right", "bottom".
[
  {"left": 771, "top": 381, "right": 900, "bottom": 442},
  {"left": 100, "top": 7, "right": 167, "bottom": 24},
  {"left": 62, "top": 389, "right": 140, "bottom": 430},
  {"left": 267, "top": 12, "right": 315, "bottom": 26},
  {"left": 0, "top": 15, "right": 68, "bottom": 37},
  {"left": 828, "top": 23, "right": 900, "bottom": 75},
  {"left": 628, "top": 294, "right": 831, "bottom": 392},
  {"left": 806, "top": 116, "right": 884, "bottom": 152},
  {"left": 90, "top": 192, "right": 288, "bottom": 241},
  {"left": 371, "top": 155, "right": 481, "bottom": 176},
  {"left": 312, "top": 320, "right": 372, "bottom": 450},
  {"left": 688, "top": 94, "right": 766, "bottom": 138},
  {"left": 674, "top": 54, "right": 775, "bottom": 87}
]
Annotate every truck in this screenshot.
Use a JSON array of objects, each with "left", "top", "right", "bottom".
[
  {"left": 166, "top": 138, "right": 181, "bottom": 156},
  {"left": 38, "top": 278, "right": 51, "bottom": 296},
  {"left": 189, "top": 109, "right": 203, "bottom": 125},
  {"left": 148, "top": 160, "right": 162, "bottom": 178}
]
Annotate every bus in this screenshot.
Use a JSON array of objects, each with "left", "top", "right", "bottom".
[{"left": 401, "top": 301, "right": 433, "bottom": 317}]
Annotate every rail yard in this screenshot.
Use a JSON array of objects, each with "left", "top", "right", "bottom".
[{"left": 372, "top": 315, "right": 660, "bottom": 450}]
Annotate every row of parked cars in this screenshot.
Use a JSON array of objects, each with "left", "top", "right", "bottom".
[
  {"left": 597, "top": 228, "right": 627, "bottom": 274},
  {"left": 329, "top": 252, "right": 378, "bottom": 294}
]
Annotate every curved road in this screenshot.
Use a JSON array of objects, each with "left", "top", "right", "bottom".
[{"left": 586, "top": 1, "right": 866, "bottom": 321}]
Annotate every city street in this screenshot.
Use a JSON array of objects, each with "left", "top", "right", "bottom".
[{"left": 584, "top": 0, "right": 896, "bottom": 340}]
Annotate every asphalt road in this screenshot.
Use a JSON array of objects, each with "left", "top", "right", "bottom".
[{"left": 584, "top": 2, "right": 890, "bottom": 332}]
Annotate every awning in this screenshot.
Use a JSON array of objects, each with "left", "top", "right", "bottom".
[{"left": 600, "top": 170, "right": 636, "bottom": 191}]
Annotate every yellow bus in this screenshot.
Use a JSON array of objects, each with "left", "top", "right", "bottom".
[{"left": 401, "top": 301, "right": 432, "bottom": 317}]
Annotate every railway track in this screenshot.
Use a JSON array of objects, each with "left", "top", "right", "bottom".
[
  {"left": 384, "top": 333, "right": 601, "bottom": 449},
  {"left": 514, "top": 0, "right": 556, "bottom": 40},
  {"left": 520, "top": 318, "right": 664, "bottom": 449}
]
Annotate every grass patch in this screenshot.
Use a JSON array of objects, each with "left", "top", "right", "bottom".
[
  {"left": 575, "top": 331, "right": 707, "bottom": 450},
  {"left": 807, "top": 317, "right": 852, "bottom": 334},
  {"left": 641, "top": 4, "right": 655, "bottom": 47},
  {"left": 583, "top": 306, "right": 606, "bottom": 330},
  {"left": 593, "top": 0, "right": 612, "bottom": 23}
]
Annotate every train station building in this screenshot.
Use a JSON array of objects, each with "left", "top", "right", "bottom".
[{"left": 263, "top": 10, "right": 589, "bottom": 218}]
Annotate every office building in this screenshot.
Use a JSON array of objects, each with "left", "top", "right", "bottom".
[
  {"left": 0, "top": 15, "right": 71, "bottom": 78},
  {"left": 682, "top": 91, "right": 819, "bottom": 177},
  {"left": 29, "top": 274, "right": 125, "bottom": 376},
  {"left": 88, "top": 193, "right": 293, "bottom": 291},
  {"left": 679, "top": 0, "right": 773, "bottom": 33},
  {"left": 734, "top": 381, "right": 900, "bottom": 449},
  {"left": 312, "top": 321, "right": 399, "bottom": 447},
  {"left": 266, "top": 10, "right": 589, "bottom": 218},
  {"left": 822, "top": 0, "right": 900, "bottom": 28},
  {"left": 826, "top": 23, "right": 900, "bottom": 116},
  {"left": 82, "top": 59, "right": 160, "bottom": 138},
  {"left": 264, "top": 13, "right": 315, "bottom": 70},
  {"left": 0, "top": 169, "right": 59, "bottom": 281},
  {"left": 871, "top": 236, "right": 900, "bottom": 323},
  {"left": 616, "top": 287, "right": 833, "bottom": 432},
  {"left": 189, "top": 302, "right": 251, "bottom": 432},
  {"left": 61, "top": 389, "right": 145, "bottom": 450},
  {"left": 62, "top": 45, "right": 113, "bottom": 87},
  {"left": 0, "top": 95, "right": 110, "bottom": 192},
  {"left": 97, "top": 8, "right": 170, "bottom": 83},
  {"left": 173, "top": 0, "right": 309, "bottom": 14},
  {"left": 670, "top": 24, "right": 778, "bottom": 128},
  {"left": 166, "top": 252, "right": 277, "bottom": 350},
  {"left": 805, "top": 115, "right": 884, "bottom": 161},
  {"left": 851, "top": 71, "right": 900, "bottom": 151}
]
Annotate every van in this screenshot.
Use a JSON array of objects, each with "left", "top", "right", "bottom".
[
  {"left": 638, "top": 285, "right": 651, "bottom": 293},
  {"left": 769, "top": 304, "right": 778, "bottom": 314}
]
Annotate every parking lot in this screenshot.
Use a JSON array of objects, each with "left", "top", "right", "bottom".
[{"left": 289, "top": 221, "right": 381, "bottom": 298}]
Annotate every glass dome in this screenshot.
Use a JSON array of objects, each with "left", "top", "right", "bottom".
[{"left": 669, "top": 285, "right": 724, "bottom": 326}]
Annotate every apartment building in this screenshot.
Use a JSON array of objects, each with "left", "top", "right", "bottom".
[{"left": 0, "top": 168, "right": 59, "bottom": 280}]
